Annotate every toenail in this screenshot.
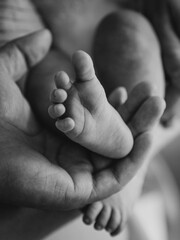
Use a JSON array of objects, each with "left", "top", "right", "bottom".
[
  {"left": 84, "top": 217, "right": 91, "bottom": 225},
  {"left": 95, "top": 225, "right": 103, "bottom": 230}
]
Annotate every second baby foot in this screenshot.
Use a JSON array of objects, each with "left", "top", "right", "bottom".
[
  {"left": 48, "top": 50, "right": 133, "bottom": 158},
  {"left": 82, "top": 82, "right": 166, "bottom": 237},
  {"left": 82, "top": 193, "right": 124, "bottom": 237}
]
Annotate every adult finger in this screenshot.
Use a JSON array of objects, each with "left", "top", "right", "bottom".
[
  {"left": 0, "top": 29, "right": 52, "bottom": 81},
  {"left": 168, "top": 0, "right": 180, "bottom": 38},
  {"left": 0, "top": 127, "right": 78, "bottom": 210},
  {"left": 161, "top": 85, "right": 180, "bottom": 126}
]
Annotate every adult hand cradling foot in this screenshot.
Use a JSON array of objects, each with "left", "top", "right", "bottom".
[{"left": 0, "top": 30, "right": 165, "bottom": 210}]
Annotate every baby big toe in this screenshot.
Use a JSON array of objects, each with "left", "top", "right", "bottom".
[
  {"left": 94, "top": 205, "right": 111, "bottom": 231},
  {"left": 72, "top": 50, "right": 96, "bottom": 82},
  {"left": 83, "top": 202, "right": 103, "bottom": 225}
]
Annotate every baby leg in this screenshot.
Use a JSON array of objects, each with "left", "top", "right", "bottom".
[{"left": 93, "top": 9, "right": 165, "bottom": 97}]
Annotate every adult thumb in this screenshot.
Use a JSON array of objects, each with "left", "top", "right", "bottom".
[{"left": 0, "top": 29, "right": 52, "bottom": 81}]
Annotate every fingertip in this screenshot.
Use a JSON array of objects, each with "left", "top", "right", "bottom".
[
  {"left": 31, "top": 29, "right": 52, "bottom": 48},
  {"left": 15, "top": 28, "right": 52, "bottom": 67},
  {"left": 0, "top": 29, "right": 52, "bottom": 81},
  {"left": 152, "top": 96, "right": 166, "bottom": 114},
  {"left": 39, "top": 29, "right": 52, "bottom": 42}
]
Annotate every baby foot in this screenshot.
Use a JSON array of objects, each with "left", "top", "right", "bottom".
[
  {"left": 48, "top": 50, "right": 133, "bottom": 158},
  {"left": 82, "top": 82, "right": 165, "bottom": 236},
  {"left": 82, "top": 194, "right": 124, "bottom": 236}
]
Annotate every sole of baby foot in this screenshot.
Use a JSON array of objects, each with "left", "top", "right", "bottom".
[{"left": 49, "top": 50, "right": 133, "bottom": 158}]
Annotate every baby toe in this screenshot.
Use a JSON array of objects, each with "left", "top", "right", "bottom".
[
  {"left": 94, "top": 205, "right": 111, "bottom": 231},
  {"left": 55, "top": 71, "right": 72, "bottom": 90},
  {"left": 111, "top": 225, "right": 121, "bottom": 237},
  {"left": 106, "top": 209, "right": 121, "bottom": 235},
  {"left": 54, "top": 104, "right": 66, "bottom": 117},
  {"left": 83, "top": 202, "right": 103, "bottom": 225},
  {"left": 50, "top": 89, "right": 67, "bottom": 103},
  {"left": 56, "top": 117, "right": 75, "bottom": 133},
  {"left": 48, "top": 104, "right": 65, "bottom": 119},
  {"left": 72, "top": 50, "right": 95, "bottom": 82}
]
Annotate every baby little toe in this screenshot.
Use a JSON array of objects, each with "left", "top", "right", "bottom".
[
  {"left": 83, "top": 202, "right": 103, "bottom": 225},
  {"left": 72, "top": 50, "right": 96, "bottom": 82},
  {"left": 94, "top": 205, "right": 111, "bottom": 231},
  {"left": 50, "top": 89, "right": 67, "bottom": 103}
]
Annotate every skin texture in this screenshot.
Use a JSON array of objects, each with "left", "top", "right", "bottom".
[
  {"left": 0, "top": 30, "right": 165, "bottom": 211},
  {"left": 0, "top": 1, "right": 177, "bottom": 238},
  {"left": 0, "top": 0, "right": 179, "bottom": 238},
  {"left": 26, "top": 6, "right": 167, "bottom": 236}
]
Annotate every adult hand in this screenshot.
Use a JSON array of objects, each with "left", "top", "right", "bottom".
[{"left": 0, "top": 30, "right": 159, "bottom": 210}]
